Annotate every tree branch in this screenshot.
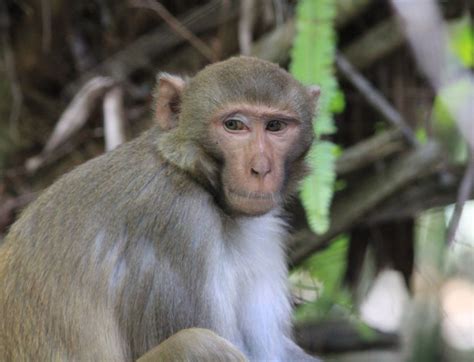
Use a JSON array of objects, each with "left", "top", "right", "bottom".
[
  {"left": 336, "top": 54, "right": 419, "bottom": 147},
  {"left": 289, "top": 142, "right": 444, "bottom": 265},
  {"left": 336, "top": 129, "right": 405, "bottom": 175},
  {"left": 130, "top": 0, "right": 216, "bottom": 62},
  {"left": 66, "top": 0, "right": 238, "bottom": 95}
]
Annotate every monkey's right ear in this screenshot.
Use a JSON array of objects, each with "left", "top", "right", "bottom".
[
  {"left": 307, "top": 85, "right": 321, "bottom": 102},
  {"left": 155, "top": 73, "right": 187, "bottom": 131}
]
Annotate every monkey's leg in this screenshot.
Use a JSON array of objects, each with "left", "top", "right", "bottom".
[{"left": 137, "top": 328, "right": 247, "bottom": 362}]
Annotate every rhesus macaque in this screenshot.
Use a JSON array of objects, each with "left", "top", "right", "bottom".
[{"left": 0, "top": 56, "right": 320, "bottom": 361}]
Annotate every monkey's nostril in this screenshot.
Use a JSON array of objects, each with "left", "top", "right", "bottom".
[{"left": 251, "top": 167, "right": 271, "bottom": 177}]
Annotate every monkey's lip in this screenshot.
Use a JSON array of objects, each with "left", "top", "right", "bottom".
[{"left": 227, "top": 188, "right": 275, "bottom": 201}]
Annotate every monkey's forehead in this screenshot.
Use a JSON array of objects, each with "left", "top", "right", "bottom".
[
  {"left": 183, "top": 57, "right": 312, "bottom": 114},
  {"left": 192, "top": 56, "right": 300, "bottom": 88},
  {"left": 200, "top": 56, "right": 286, "bottom": 74}
]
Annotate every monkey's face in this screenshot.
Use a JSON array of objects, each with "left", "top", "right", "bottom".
[
  {"left": 210, "top": 104, "right": 306, "bottom": 216},
  {"left": 155, "top": 57, "right": 320, "bottom": 216}
]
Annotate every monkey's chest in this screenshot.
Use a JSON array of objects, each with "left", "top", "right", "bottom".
[{"left": 203, "top": 214, "right": 288, "bottom": 345}]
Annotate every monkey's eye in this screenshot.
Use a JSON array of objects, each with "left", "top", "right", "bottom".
[
  {"left": 266, "top": 120, "right": 286, "bottom": 132},
  {"left": 224, "top": 119, "right": 246, "bottom": 131}
]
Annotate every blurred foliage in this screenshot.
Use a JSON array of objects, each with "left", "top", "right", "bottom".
[
  {"left": 415, "top": 14, "right": 473, "bottom": 163},
  {"left": 292, "top": 234, "right": 379, "bottom": 342},
  {"left": 293, "top": 235, "right": 351, "bottom": 322},
  {"left": 449, "top": 14, "right": 474, "bottom": 68},
  {"left": 290, "top": 0, "right": 343, "bottom": 235},
  {"left": 415, "top": 209, "right": 447, "bottom": 273},
  {"left": 433, "top": 80, "right": 470, "bottom": 163},
  {"left": 431, "top": 17, "right": 473, "bottom": 163},
  {"left": 409, "top": 209, "right": 446, "bottom": 362}
]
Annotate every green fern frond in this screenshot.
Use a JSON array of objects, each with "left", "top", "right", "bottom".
[
  {"left": 290, "top": 0, "right": 341, "bottom": 234},
  {"left": 300, "top": 141, "right": 338, "bottom": 234}
]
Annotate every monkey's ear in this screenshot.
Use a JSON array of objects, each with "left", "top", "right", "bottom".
[
  {"left": 307, "top": 85, "right": 321, "bottom": 102},
  {"left": 155, "top": 73, "right": 187, "bottom": 131}
]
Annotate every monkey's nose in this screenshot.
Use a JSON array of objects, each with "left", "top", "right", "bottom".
[{"left": 250, "top": 158, "right": 271, "bottom": 178}]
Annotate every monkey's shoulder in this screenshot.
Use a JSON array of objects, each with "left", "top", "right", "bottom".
[
  {"left": 12, "top": 128, "right": 208, "bottom": 234},
  {"left": 43, "top": 128, "right": 183, "bottom": 198}
]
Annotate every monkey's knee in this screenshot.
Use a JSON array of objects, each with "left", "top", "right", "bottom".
[{"left": 137, "top": 328, "right": 247, "bottom": 362}]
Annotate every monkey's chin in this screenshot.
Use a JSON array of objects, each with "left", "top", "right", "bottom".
[{"left": 225, "top": 188, "right": 278, "bottom": 216}]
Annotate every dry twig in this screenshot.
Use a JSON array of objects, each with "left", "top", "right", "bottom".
[
  {"left": 336, "top": 53, "right": 419, "bottom": 147},
  {"left": 238, "top": 0, "right": 256, "bottom": 55},
  {"left": 103, "top": 86, "right": 127, "bottom": 151},
  {"left": 447, "top": 156, "right": 474, "bottom": 245},
  {"left": 0, "top": 1, "right": 23, "bottom": 137},
  {"left": 130, "top": 0, "right": 216, "bottom": 62},
  {"left": 25, "top": 77, "right": 115, "bottom": 172},
  {"left": 41, "top": 0, "right": 52, "bottom": 52}
]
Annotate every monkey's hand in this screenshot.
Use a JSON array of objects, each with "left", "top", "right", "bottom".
[{"left": 136, "top": 328, "right": 248, "bottom": 362}]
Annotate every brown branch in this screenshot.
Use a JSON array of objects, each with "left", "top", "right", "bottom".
[
  {"left": 289, "top": 142, "right": 444, "bottom": 265},
  {"left": 103, "top": 86, "right": 127, "bottom": 151},
  {"left": 129, "top": 0, "right": 216, "bottom": 62},
  {"left": 68, "top": 29, "right": 97, "bottom": 73},
  {"left": 295, "top": 320, "right": 398, "bottom": 353},
  {"left": 341, "top": 18, "right": 404, "bottom": 70},
  {"left": 336, "top": 129, "right": 405, "bottom": 175},
  {"left": 365, "top": 166, "right": 471, "bottom": 223},
  {"left": 41, "top": 0, "right": 52, "bottom": 53},
  {"left": 447, "top": 155, "right": 474, "bottom": 245},
  {"left": 66, "top": 0, "right": 235, "bottom": 95},
  {"left": 335, "top": 0, "right": 374, "bottom": 27},
  {"left": 238, "top": 0, "right": 256, "bottom": 55},
  {"left": 0, "top": 0, "right": 23, "bottom": 138},
  {"left": 250, "top": 20, "right": 295, "bottom": 63},
  {"left": 25, "top": 77, "right": 115, "bottom": 173},
  {"left": 336, "top": 54, "right": 419, "bottom": 147}
]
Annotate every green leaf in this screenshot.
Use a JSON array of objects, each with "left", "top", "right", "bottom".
[
  {"left": 415, "top": 128, "right": 428, "bottom": 145},
  {"left": 448, "top": 15, "right": 474, "bottom": 67},
  {"left": 290, "top": 0, "right": 342, "bottom": 234},
  {"left": 292, "top": 234, "right": 352, "bottom": 321},
  {"left": 300, "top": 141, "right": 338, "bottom": 234},
  {"left": 433, "top": 79, "right": 470, "bottom": 163}
]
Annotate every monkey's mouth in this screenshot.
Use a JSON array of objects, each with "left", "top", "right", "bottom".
[
  {"left": 227, "top": 188, "right": 276, "bottom": 201},
  {"left": 224, "top": 188, "right": 280, "bottom": 215}
]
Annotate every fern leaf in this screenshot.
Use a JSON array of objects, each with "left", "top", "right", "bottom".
[{"left": 290, "top": 0, "right": 340, "bottom": 234}]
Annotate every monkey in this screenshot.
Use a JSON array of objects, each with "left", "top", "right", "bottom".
[{"left": 0, "top": 56, "right": 320, "bottom": 361}]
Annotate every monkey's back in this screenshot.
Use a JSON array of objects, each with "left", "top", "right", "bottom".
[{"left": 0, "top": 127, "right": 220, "bottom": 360}]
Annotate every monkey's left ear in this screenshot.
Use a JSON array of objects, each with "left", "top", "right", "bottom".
[
  {"left": 155, "top": 73, "right": 187, "bottom": 131},
  {"left": 307, "top": 85, "right": 321, "bottom": 102}
]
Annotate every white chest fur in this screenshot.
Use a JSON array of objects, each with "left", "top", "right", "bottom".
[{"left": 208, "top": 211, "right": 292, "bottom": 359}]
